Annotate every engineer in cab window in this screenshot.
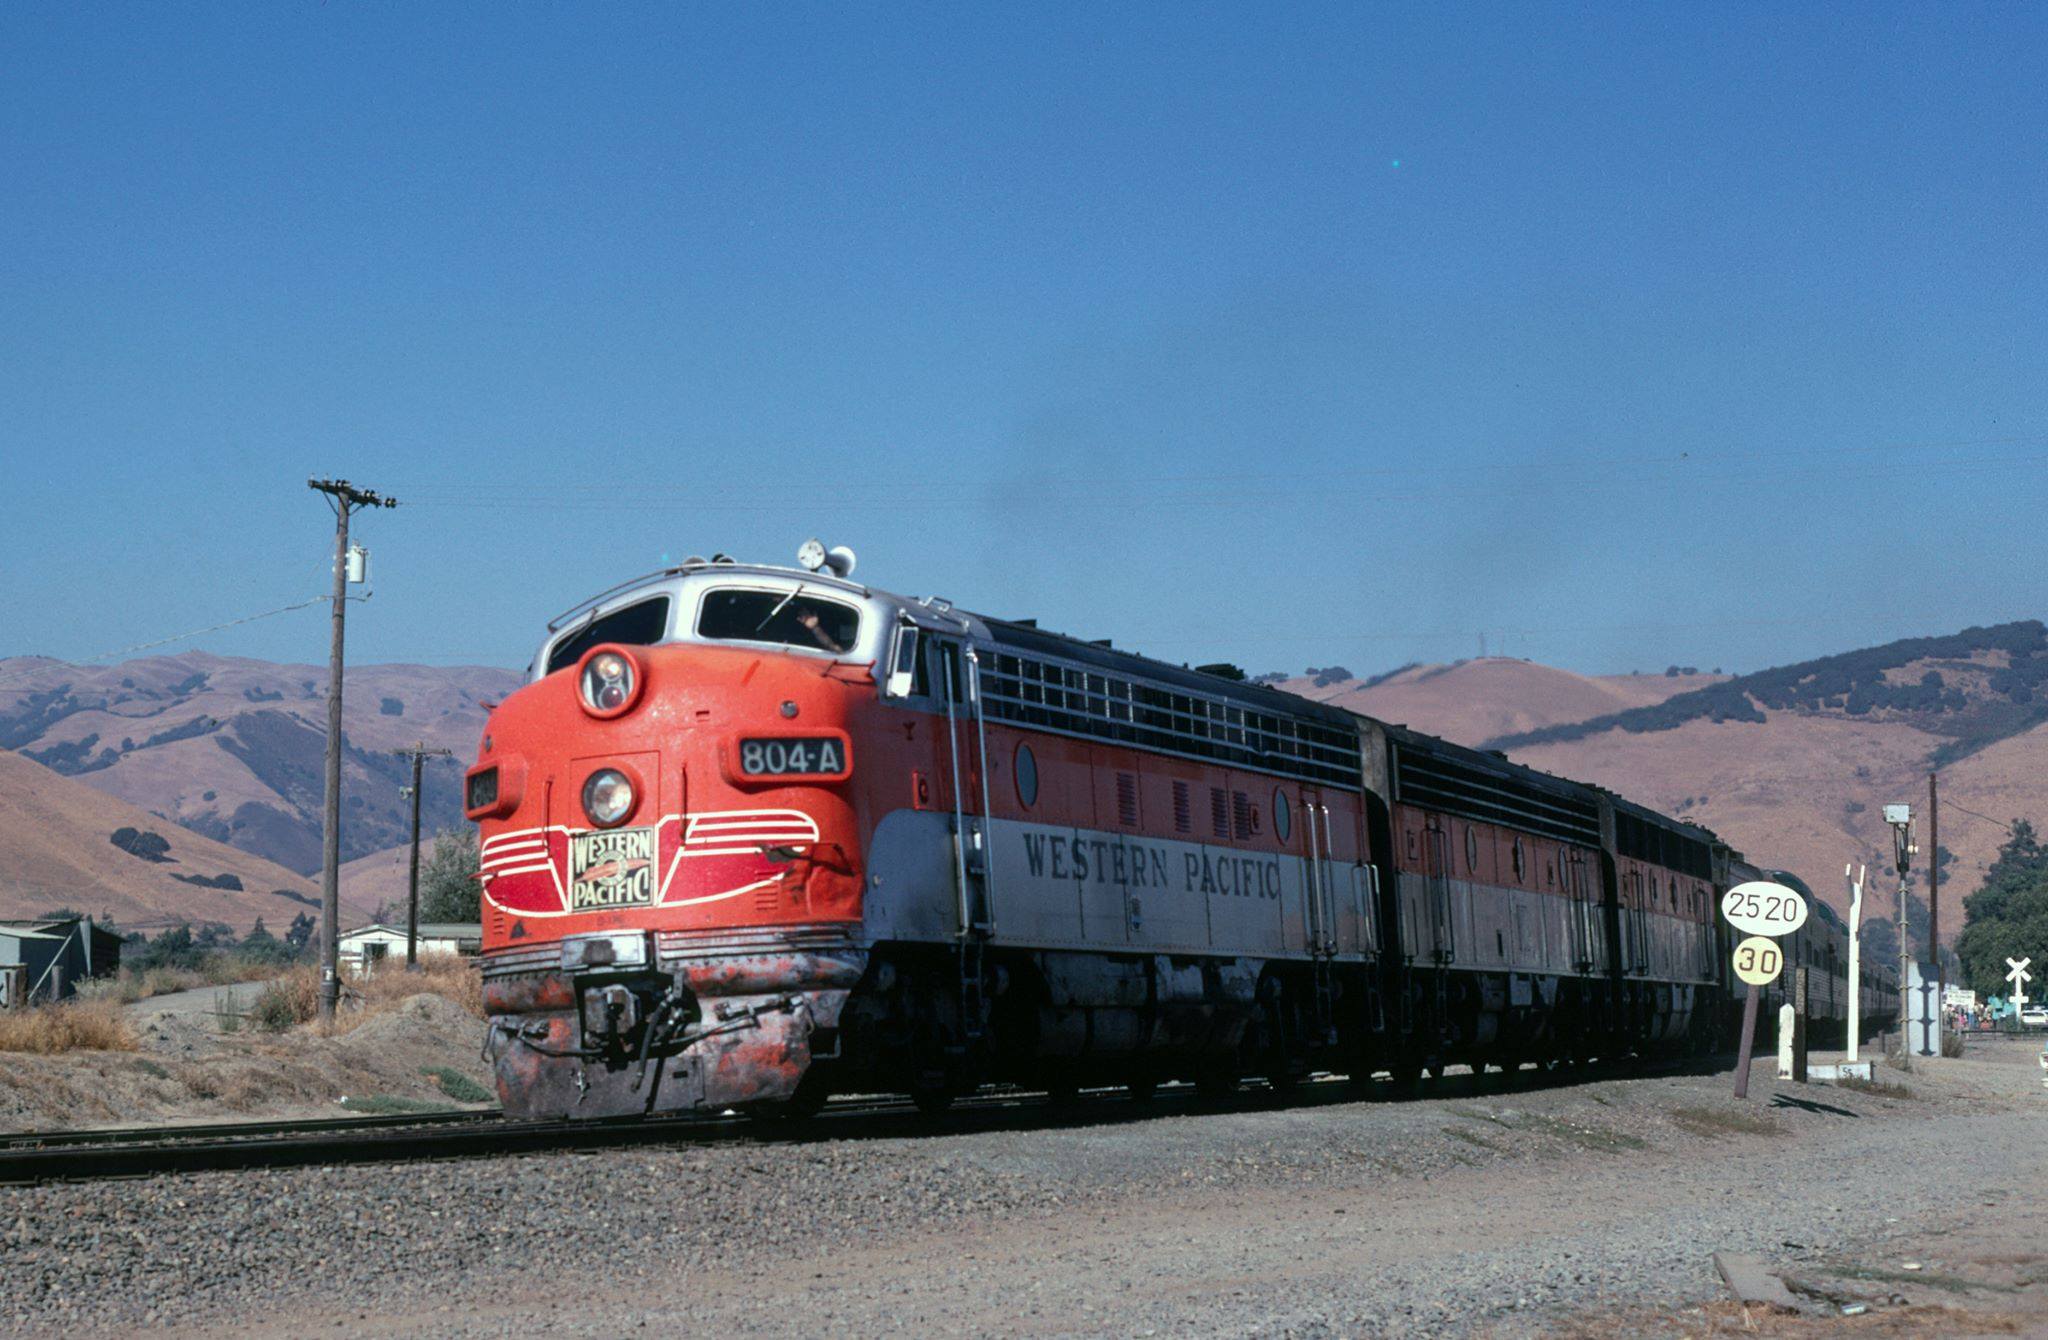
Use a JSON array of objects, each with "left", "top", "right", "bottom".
[{"left": 797, "top": 608, "right": 847, "bottom": 653}]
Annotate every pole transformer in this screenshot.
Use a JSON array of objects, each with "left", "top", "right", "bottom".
[{"left": 308, "top": 478, "right": 397, "bottom": 1021}]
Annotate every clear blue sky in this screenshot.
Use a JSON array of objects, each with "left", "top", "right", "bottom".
[{"left": 3, "top": 5, "right": 2043, "bottom": 679}]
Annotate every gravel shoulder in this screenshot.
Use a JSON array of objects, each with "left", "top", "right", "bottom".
[{"left": 1, "top": 1038, "right": 2041, "bottom": 1337}]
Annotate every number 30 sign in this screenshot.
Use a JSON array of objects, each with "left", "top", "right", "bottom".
[
  {"left": 1721, "top": 880, "right": 1809, "bottom": 937},
  {"left": 1732, "top": 935, "right": 1784, "bottom": 986}
]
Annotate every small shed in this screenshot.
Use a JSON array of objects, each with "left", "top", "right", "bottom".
[
  {"left": 0, "top": 917, "right": 123, "bottom": 1006},
  {"left": 339, "top": 922, "right": 482, "bottom": 975}
]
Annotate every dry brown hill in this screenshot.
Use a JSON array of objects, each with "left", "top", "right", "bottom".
[
  {"left": 1281, "top": 660, "right": 1725, "bottom": 745},
  {"left": 0, "top": 748, "right": 379, "bottom": 932},
  {"left": 0, "top": 652, "right": 519, "bottom": 875},
  {"left": 339, "top": 843, "right": 413, "bottom": 922}
]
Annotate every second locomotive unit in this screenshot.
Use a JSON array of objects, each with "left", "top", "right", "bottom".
[{"left": 466, "top": 543, "right": 1896, "bottom": 1118}]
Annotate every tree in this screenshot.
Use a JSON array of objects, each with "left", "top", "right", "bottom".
[
  {"left": 1955, "top": 820, "right": 2048, "bottom": 1000},
  {"left": 284, "top": 912, "right": 316, "bottom": 958},
  {"left": 238, "top": 918, "right": 288, "bottom": 964},
  {"left": 134, "top": 924, "right": 200, "bottom": 971},
  {"left": 417, "top": 827, "right": 482, "bottom": 923}
]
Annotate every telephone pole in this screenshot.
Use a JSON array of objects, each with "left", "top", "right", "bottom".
[
  {"left": 1928, "top": 771, "right": 1941, "bottom": 1006},
  {"left": 308, "top": 478, "right": 397, "bottom": 1021},
  {"left": 394, "top": 741, "right": 454, "bottom": 968},
  {"left": 1884, "top": 803, "right": 1913, "bottom": 1049}
]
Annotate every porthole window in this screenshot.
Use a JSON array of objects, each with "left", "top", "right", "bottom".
[
  {"left": 1464, "top": 827, "right": 1479, "bottom": 873},
  {"left": 1273, "top": 788, "right": 1292, "bottom": 844},
  {"left": 1014, "top": 744, "right": 1038, "bottom": 809}
]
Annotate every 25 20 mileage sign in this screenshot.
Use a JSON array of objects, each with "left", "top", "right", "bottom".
[{"left": 1721, "top": 880, "right": 1809, "bottom": 937}]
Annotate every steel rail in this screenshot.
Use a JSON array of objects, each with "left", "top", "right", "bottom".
[
  {"left": 0, "top": 1053, "right": 1731, "bottom": 1187},
  {"left": 0, "top": 1107, "right": 499, "bottom": 1154}
]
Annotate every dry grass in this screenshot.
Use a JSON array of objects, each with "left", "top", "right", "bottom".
[
  {"left": 1837, "top": 1076, "right": 1919, "bottom": 1101},
  {"left": 0, "top": 997, "right": 138, "bottom": 1053},
  {"left": 1670, "top": 1104, "right": 1784, "bottom": 1138},
  {"left": 253, "top": 955, "right": 484, "bottom": 1034}
]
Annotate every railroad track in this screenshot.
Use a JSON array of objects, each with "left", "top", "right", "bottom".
[{"left": 0, "top": 1053, "right": 1731, "bottom": 1186}]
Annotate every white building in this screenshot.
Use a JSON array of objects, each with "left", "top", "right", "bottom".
[{"left": 338, "top": 922, "right": 482, "bottom": 975}]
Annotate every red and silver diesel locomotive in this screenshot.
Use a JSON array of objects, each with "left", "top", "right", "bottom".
[{"left": 466, "top": 544, "right": 1897, "bottom": 1119}]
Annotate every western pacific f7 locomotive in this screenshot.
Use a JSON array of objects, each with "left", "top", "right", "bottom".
[{"left": 466, "top": 545, "right": 1898, "bottom": 1118}]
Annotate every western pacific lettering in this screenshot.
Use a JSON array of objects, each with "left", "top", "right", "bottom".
[{"left": 1019, "top": 832, "right": 1278, "bottom": 899}]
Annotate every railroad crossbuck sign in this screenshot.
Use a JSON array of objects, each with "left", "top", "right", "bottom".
[
  {"left": 2011, "top": 958, "right": 2033, "bottom": 1014},
  {"left": 1732, "top": 936, "right": 1785, "bottom": 986},
  {"left": 1722, "top": 881, "right": 1810, "bottom": 937}
]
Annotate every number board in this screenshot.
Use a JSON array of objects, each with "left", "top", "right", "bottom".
[
  {"left": 1721, "top": 880, "right": 1809, "bottom": 937},
  {"left": 739, "top": 736, "right": 849, "bottom": 778},
  {"left": 1731, "top": 935, "right": 1785, "bottom": 986}
]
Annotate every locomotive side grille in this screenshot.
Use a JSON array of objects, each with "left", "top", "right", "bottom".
[
  {"left": 1231, "top": 790, "right": 1255, "bottom": 840},
  {"left": 1116, "top": 772, "right": 1139, "bottom": 827},
  {"left": 1393, "top": 745, "right": 1601, "bottom": 848},
  {"left": 1209, "top": 787, "right": 1229, "bottom": 839},
  {"left": 1172, "top": 781, "right": 1191, "bottom": 833},
  {"left": 976, "top": 639, "right": 1364, "bottom": 790}
]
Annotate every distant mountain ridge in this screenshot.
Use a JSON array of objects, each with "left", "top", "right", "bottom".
[
  {"left": 0, "top": 652, "right": 521, "bottom": 875},
  {"left": 6, "top": 624, "right": 2042, "bottom": 941},
  {"left": 1484, "top": 621, "right": 2048, "bottom": 765}
]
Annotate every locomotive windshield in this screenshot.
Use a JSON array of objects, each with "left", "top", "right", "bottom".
[
  {"left": 697, "top": 587, "right": 861, "bottom": 655},
  {"left": 545, "top": 596, "right": 671, "bottom": 675}
]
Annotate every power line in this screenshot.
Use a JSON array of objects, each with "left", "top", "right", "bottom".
[
  {"left": 1940, "top": 800, "right": 2021, "bottom": 834},
  {"left": 0, "top": 597, "right": 332, "bottom": 691},
  {"left": 389, "top": 432, "right": 2048, "bottom": 500}
]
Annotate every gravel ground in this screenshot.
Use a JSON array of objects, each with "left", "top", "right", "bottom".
[{"left": 0, "top": 1037, "right": 2041, "bottom": 1337}]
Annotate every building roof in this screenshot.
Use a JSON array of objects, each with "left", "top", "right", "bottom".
[{"left": 340, "top": 922, "right": 483, "bottom": 940}]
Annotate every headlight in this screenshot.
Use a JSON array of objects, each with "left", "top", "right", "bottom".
[
  {"left": 582, "top": 769, "right": 636, "bottom": 828},
  {"left": 580, "top": 650, "right": 636, "bottom": 715}
]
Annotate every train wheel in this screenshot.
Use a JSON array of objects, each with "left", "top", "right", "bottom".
[
  {"left": 1195, "top": 1065, "right": 1239, "bottom": 1100},
  {"left": 784, "top": 1074, "right": 830, "bottom": 1121},
  {"left": 1045, "top": 1079, "right": 1081, "bottom": 1107},
  {"left": 1128, "top": 1076, "right": 1158, "bottom": 1104},
  {"left": 911, "top": 1084, "right": 954, "bottom": 1117}
]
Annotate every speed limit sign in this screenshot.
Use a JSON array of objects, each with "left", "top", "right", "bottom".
[
  {"left": 1722, "top": 880, "right": 1809, "bottom": 937},
  {"left": 1731, "top": 935, "right": 1785, "bottom": 986}
]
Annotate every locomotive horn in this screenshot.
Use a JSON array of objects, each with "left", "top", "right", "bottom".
[{"left": 796, "top": 539, "right": 857, "bottom": 577}]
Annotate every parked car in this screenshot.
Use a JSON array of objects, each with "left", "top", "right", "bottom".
[{"left": 2020, "top": 1005, "right": 2048, "bottom": 1028}]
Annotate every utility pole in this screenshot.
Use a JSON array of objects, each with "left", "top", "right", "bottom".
[
  {"left": 1845, "top": 863, "right": 1866, "bottom": 1062},
  {"left": 308, "top": 478, "right": 397, "bottom": 1021},
  {"left": 393, "top": 741, "right": 454, "bottom": 968},
  {"left": 1929, "top": 771, "right": 1941, "bottom": 1006},
  {"left": 1884, "top": 803, "right": 1914, "bottom": 1051}
]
